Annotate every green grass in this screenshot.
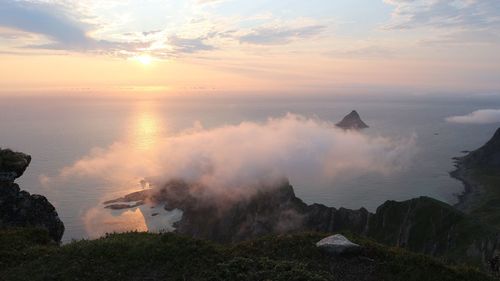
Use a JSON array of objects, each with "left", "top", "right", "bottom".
[{"left": 0, "top": 228, "right": 495, "bottom": 281}]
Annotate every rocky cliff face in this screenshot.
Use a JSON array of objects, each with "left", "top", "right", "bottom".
[
  {"left": 368, "top": 197, "right": 499, "bottom": 264},
  {"left": 336, "top": 110, "right": 369, "bottom": 130},
  {"left": 0, "top": 148, "right": 64, "bottom": 242},
  {"left": 459, "top": 128, "right": 500, "bottom": 169},
  {"left": 0, "top": 148, "right": 31, "bottom": 181},
  {"left": 107, "top": 180, "right": 498, "bottom": 265}
]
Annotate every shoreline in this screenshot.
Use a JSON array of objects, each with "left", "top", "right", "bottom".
[{"left": 450, "top": 157, "right": 483, "bottom": 213}]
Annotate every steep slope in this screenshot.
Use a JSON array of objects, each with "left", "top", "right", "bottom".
[
  {"left": 451, "top": 127, "right": 500, "bottom": 227},
  {"left": 106, "top": 181, "right": 498, "bottom": 266}
]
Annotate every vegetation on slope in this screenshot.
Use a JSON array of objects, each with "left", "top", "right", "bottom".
[{"left": 0, "top": 228, "right": 495, "bottom": 281}]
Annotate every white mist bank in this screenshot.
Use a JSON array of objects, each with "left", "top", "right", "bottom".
[
  {"left": 446, "top": 109, "right": 500, "bottom": 124},
  {"left": 43, "top": 114, "right": 417, "bottom": 199}
]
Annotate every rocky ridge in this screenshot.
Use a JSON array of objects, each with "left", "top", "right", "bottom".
[{"left": 106, "top": 180, "right": 498, "bottom": 265}]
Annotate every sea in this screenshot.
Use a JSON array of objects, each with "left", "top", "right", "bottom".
[{"left": 1, "top": 95, "right": 499, "bottom": 241}]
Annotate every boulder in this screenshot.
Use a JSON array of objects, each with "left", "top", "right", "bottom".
[
  {"left": 0, "top": 181, "right": 65, "bottom": 242},
  {"left": 316, "top": 234, "right": 361, "bottom": 255},
  {"left": 0, "top": 148, "right": 31, "bottom": 181}
]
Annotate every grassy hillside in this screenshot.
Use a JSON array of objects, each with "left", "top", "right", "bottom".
[
  {"left": 466, "top": 169, "right": 500, "bottom": 228},
  {"left": 0, "top": 228, "right": 495, "bottom": 281}
]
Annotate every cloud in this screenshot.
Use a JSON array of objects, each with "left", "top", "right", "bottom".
[
  {"left": 0, "top": 0, "right": 145, "bottom": 53},
  {"left": 446, "top": 109, "right": 500, "bottom": 124},
  {"left": 45, "top": 114, "right": 416, "bottom": 201},
  {"left": 238, "top": 24, "right": 326, "bottom": 45},
  {"left": 196, "top": 0, "right": 225, "bottom": 5},
  {"left": 384, "top": 0, "right": 500, "bottom": 45},
  {"left": 168, "top": 35, "right": 215, "bottom": 54},
  {"left": 327, "top": 46, "right": 397, "bottom": 59},
  {"left": 385, "top": 0, "right": 500, "bottom": 30},
  {"left": 0, "top": 0, "right": 91, "bottom": 45}
]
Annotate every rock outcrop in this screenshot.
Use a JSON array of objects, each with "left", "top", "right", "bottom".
[
  {"left": 336, "top": 110, "right": 369, "bottom": 130},
  {"left": 0, "top": 148, "right": 31, "bottom": 181},
  {"left": 105, "top": 180, "right": 371, "bottom": 242},
  {"left": 0, "top": 148, "right": 64, "bottom": 242},
  {"left": 316, "top": 234, "right": 361, "bottom": 255},
  {"left": 458, "top": 128, "right": 500, "bottom": 169}
]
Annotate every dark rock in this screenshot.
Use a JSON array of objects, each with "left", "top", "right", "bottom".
[
  {"left": 0, "top": 181, "right": 64, "bottom": 242},
  {"left": 459, "top": 128, "right": 500, "bottom": 168},
  {"left": 0, "top": 148, "right": 64, "bottom": 242},
  {"left": 0, "top": 148, "right": 31, "bottom": 181},
  {"left": 107, "top": 181, "right": 499, "bottom": 265},
  {"left": 336, "top": 110, "right": 369, "bottom": 130},
  {"left": 104, "top": 201, "right": 144, "bottom": 210}
]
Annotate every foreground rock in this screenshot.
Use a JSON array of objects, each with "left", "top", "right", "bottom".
[
  {"left": 316, "top": 234, "right": 361, "bottom": 255},
  {"left": 0, "top": 148, "right": 31, "bottom": 181},
  {"left": 336, "top": 110, "right": 369, "bottom": 130},
  {"left": 0, "top": 149, "right": 64, "bottom": 242}
]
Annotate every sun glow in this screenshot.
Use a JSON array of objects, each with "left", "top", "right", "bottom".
[{"left": 133, "top": 55, "right": 153, "bottom": 65}]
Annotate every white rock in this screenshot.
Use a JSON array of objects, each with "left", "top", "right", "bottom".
[{"left": 316, "top": 234, "right": 361, "bottom": 255}]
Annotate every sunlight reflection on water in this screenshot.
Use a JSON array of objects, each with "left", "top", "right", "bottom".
[
  {"left": 81, "top": 102, "right": 181, "bottom": 239},
  {"left": 128, "top": 101, "right": 166, "bottom": 151}
]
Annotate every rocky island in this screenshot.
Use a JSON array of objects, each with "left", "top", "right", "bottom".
[{"left": 336, "top": 110, "right": 369, "bottom": 130}]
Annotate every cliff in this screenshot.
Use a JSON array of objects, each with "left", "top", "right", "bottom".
[
  {"left": 451, "top": 127, "right": 500, "bottom": 227},
  {"left": 106, "top": 180, "right": 498, "bottom": 265},
  {"left": 459, "top": 128, "right": 500, "bottom": 169},
  {"left": 0, "top": 148, "right": 64, "bottom": 242}
]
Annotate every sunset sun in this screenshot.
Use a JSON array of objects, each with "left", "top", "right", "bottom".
[{"left": 134, "top": 55, "right": 153, "bottom": 65}]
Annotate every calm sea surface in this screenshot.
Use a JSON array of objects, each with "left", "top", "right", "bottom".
[{"left": 1, "top": 96, "right": 499, "bottom": 241}]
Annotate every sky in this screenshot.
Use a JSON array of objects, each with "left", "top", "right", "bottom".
[{"left": 1, "top": 0, "right": 500, "bottom": 98}]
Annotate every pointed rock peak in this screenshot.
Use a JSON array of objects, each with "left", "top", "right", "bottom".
[{"left": 336, "top": 110, "right": 369, "bottom": 130}]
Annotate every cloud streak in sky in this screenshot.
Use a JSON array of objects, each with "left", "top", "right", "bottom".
[
  {"left": 238, "top": 24, "right": 326, "bottom": 45},
  {"left": 446, "top": 109, "right": 500, "bottom": 124}
]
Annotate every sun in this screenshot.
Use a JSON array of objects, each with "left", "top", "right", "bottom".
[{"left": 133, "top": 54, "right": 153, "bottom": 65}]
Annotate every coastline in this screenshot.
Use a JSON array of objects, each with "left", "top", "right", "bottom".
[{"left": 450, "top": 157, "right": 484, "bottom": 213}]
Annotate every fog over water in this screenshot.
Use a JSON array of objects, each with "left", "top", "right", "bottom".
[{"left": 1, "top": 95, "right": 500, "bottom": 241}]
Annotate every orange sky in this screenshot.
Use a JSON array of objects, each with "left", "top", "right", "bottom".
[{"left": 1, "top": 0, "right": 499, "bottom": 98}]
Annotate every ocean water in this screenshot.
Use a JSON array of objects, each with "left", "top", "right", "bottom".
[{"left": 1, "top": 95, "right": 499, "bottom": 241}]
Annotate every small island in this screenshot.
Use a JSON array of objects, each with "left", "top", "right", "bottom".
[{"left": 336, "top": 110, "right": 369, "bottom": 130}]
